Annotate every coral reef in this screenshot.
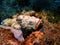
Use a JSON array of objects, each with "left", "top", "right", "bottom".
[{"left": 0, "top": 10, "right": 60, "bottom": 45}]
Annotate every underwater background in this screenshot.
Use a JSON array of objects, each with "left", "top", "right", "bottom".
[
  {"left": 0, "top": 0, "right": 60, "bottom": 45},
  {"left": 0, "top": 0, "right": 60, "bottom": 23}
]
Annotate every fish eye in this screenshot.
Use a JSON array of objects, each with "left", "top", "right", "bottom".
[{"left": 29, "top": 22, "right": 34, "bottom": 25}]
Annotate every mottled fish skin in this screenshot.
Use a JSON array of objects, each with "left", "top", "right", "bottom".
[
  {"left": 17, "top": 15, "right": 42, "bottom": 29},
  {"left": 0, "top": 25, "right": 24, "bottom": 42}
]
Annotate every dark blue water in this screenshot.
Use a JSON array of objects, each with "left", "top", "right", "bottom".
[{"left": 0, "top": 0, "right": 60, "bottom": 24}]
